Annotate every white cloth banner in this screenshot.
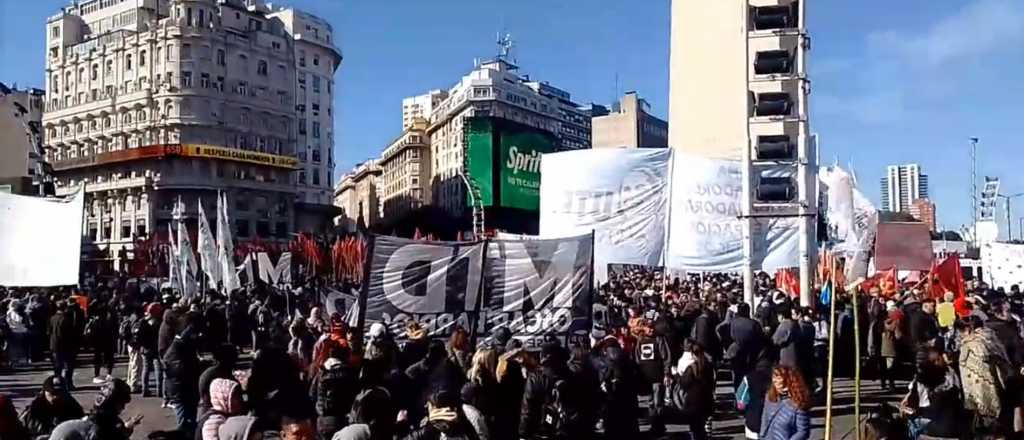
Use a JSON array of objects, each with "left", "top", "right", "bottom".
[
  {"left": 257, "top": 252, "right": 292, "bottom": 285},
  {"left": 982, "top": 242, "right": 1024, "bottom": 288},
  {"left": 197, "top": 199, "right": 221, "bottom": 287},
  {"left": 540, "top": 149, "right": 670, "bottom": 281},
  {"left": 665, "top": 154, "right": 800, "bottom": 272},
  {"left": 217, "top": 192, "right": 241, "bottom": 292},
  {"left": 0, "top": 189, "right": 84, "bottom": 286}
]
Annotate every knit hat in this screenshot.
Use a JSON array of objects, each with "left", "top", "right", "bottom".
[{"left": 42, "top": 375, "right": 67, "bottom": 394}]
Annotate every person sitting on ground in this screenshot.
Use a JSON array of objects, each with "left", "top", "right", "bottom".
[
  {"left": 48, "top": 378, "right": 142, "bottom": 440},
  {"left": 19, "top": 376, "right": 84, "bottom": 438},
  {"left": 0, "top": 393, "right": 31, "bottom": 440}
]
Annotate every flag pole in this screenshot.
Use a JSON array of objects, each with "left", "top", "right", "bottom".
[
  {"left": 851, "top": 269, "right": 862, "bottom": 440},
  {"left": 823, "top": 250, "right": 838, "bottom": 439}
]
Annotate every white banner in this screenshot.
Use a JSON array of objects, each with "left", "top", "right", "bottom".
[
  {"left": 819, "top": 166, "right": 878, "bottom": 279},
  {"left": 257, "top": 252, "right": 292, "bottom": 285},
  {"left": 0, "top": 189, "right": 84, "bottom": 286},
  {"left": 540, "top": 149, "right": 670, "bottom": 281},
  {"left": 982, "top": 242, "right": 1024, "bottom": 288},
  {"left": 665, "top": 154, "right": 800, "bottom": 272}
]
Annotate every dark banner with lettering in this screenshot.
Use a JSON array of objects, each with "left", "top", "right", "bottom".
[{"left": 360, "top": 234, "right": 594, "bottom": 348}]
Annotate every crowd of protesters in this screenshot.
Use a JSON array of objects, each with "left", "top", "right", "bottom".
[{"left": 1, "top": 269, "right": 1023, "bottom": 440}]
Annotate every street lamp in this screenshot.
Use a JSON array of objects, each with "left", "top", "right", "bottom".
[{"left": 997, "top": 192, "right": 1024, "bottom": 241}]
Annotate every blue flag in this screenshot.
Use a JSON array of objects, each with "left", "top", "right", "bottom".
[{"left": 820, "top": 280, "right": 832, "bottom": 306}]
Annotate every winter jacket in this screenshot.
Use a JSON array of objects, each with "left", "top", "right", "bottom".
[
  {"left": 18, "top": 393, "right": 84, "bottom": 438},
  {"left": 986, "top": 316, "right": 1024, "bottom": 367},
  {"left": 48, "top": 311, "right": 78, "bottom": 356},
  {"left": 217, "top": 416, "right": 258, "bottom": 440},
  {"left": 48, "top": 413, "right": 130, "bottom": 440},
  {"left": 907, "top": 308, "right": 939, "bottom": 349},
  {"left": 691, "top": 311, "right": 721, "bottom": 360},
  {"left": 519, "top": 365, "right": 592, "bottom": 440},
  {"left": 728, "top": 316, "right": 765, "bottom": 367},
  {"left": 198, "top": 378, "right": 242, "bottom": 440},
  {"left": 163, "top": 337, "right": 201, "bottom": 403},
  {"left": 632, "top": 334, "right": 673, "bottom": 384},
  {"left": 157, "top": 309, "right": 183, "bottom": 357},
  {"left": 772, "top": 319, "right": 800, "bottom": 369},
  {"left": 135, "top": 317, "right": 160, "bottom": 355},
  {"left": 759, "top": 396, "right": 810, "bottom": 440},
  {"left": 198, "top": 364, "right": 236, "bottom": 414},
  {"left": 405, "top": 357, "right": 466, "bottom": 423},
  {"left": 314, "top": 362, "right": 360, "bottom": 435},
  {"left": 674, "top": 359, "right": 715, "bottom": 419}
]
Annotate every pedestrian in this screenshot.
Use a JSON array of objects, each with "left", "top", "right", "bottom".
[
  {"left": 519, "top": 342, "right": 591, "bottom": 440},
  {"left": 48, "top": 301, "right": 78, "bottom": 390},
  {"left": 199, "top": 344, "right": 239, "bottom": 414},
  {"left": 122, "top": 306, "right": 143, "bottom": 392},
  {"left": 139, "top": 303, "right": 165, "bottom": 399},
  {"left": 331, "top": 387, "right": 395, "bottom": 440},
  {"left": 5, "top": 300, "right": 29, "bottom": 368},
  {"left": 198, "top": 378, "right": 244, "bottom": 440},
  {"left": 405, "top": 340, "right": 466, "bottom": 425},
  {"left": 879, "top": 301, "right": 901, "bottom": 392},
  {"left": 402, "top": 389, "right": 486, "bottom": 440},
  {"left": 759, "top": 365, "right": 811, "bottom": 440},
  {"left": 659, "top": 340, "right": 715, "bottom": 440},
  {"left": 630, "top": 318, "right": 671, "bottom": 435},
  {"left": 900, "top": 348, "right": 963, "bottom": 439},
  {"left": 726, "top": 303, "right": 765, "bottom": 390},
  {"left": 18, "top": 376, "right": 84, "bottom": 438},
  {"left": 447, "top": 327, "right": 472, "bottom": 373},
  {"left": 313, "top": 343, "right": 359, "bottom": 439},
  {"left": 958, "top": 315, "right": 1012, "bottom": 437},
  {"left": 84, "top": 304, "right": 117, "bottom": 383},
  {"left": 163, "top": 325, "right": 203, "bottom": 434},
  {"left": 49, "top": 379, "right": 142, "bottom": 440},
  {"left": 461, "top": 348, "right": 499, "bottom": 420}
]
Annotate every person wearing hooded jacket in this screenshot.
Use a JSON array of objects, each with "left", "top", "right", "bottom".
[
  {"left": 401, "top": 390, "right": 485, "bottom": 440},
  {"left": 49, "top": 378, "right": 142, "bottom": 440},
  {"left": 216, "top": 416, "right": 260, "bottom": 440},
  {"left": 313, "top": 345, "right": 360, "bottom": 439},
  {"left": 331, "top": 386, "right": 396, "bottom": 440},
  {"left": 197, "top": 378, "right": 244, "bottom": 440},
  {"left": 19, "top": 375, "right": 84, "bottom": 438},
  {"left": 519, "top": 342, "right": 592, "bottom": 440},
  {"left": 198, "top": 344, "right": 239, "bottom": 414},
  {"left": 630, "top": 318, "right": 672, "bottom": 435},
  {"left": 600, "top": 342, "right": 642, "bottom": 439}
]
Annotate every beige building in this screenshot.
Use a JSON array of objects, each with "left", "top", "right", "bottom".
[
  {"left": 402, "top": 90, "right": 447, "bottom": 130},
  {"left": 42, "top": 0, "right": 338, "bottom": 272},
  {"left": 333, "top": 160, "right": 381, "bottom": 232},
  {"left": 377, "top": 118, "right": 431, "bottom": 221},
  {"left": 592, "top": 91, "right": 668, "bottom": 148},
  {"left": 426, "top": 58, "right": 592, "bottom": 215},
  {"left": 0, "top": 84, "right": 50, "bottom": 195}
]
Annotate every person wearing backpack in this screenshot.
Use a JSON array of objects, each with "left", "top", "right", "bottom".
[
  {"left": 631, "top": 318, "right": 673, "bottom": 436},
  {"left": 519, "top": 342, "right": 591, "bottom": 440},
  {"left": 600, "top": 342, "right": 641, "bottom": 439},
  {"left": 313, "top": 344, "right": 359, "bottom": 439},
  {"left": 656, "top": 340, "right": 715, "bottom": 440}
]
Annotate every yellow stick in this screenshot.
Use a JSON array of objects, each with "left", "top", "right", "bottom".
[
  {"left": 824, "top": 286, "right": 839, "bottom": 437},
  {"left": 852, "top": 288, "right": 862, "bottom": 440}
]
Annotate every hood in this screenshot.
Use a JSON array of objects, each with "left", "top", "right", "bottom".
[
  {"left": 209, "top": 378, "right": 242, "bottom": 414},
  {"left": 218, "top": 415, "right": 257, "bottom": 440}
]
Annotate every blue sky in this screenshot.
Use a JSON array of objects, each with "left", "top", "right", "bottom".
[{"left": 2, "top": 0, "right": 1022, "bottom": 232}]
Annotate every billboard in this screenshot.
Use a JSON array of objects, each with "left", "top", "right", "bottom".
[{"left": 465, "top": 117, "right": 556, "bottom": 211}]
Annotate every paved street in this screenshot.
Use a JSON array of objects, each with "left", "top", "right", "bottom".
[{"left": 2, "top": 354, "right": 899, "bottom": 440}]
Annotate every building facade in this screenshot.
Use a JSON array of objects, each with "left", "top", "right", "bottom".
[
  {"left": 42, "top": 0, "right": 339, "bottom": 272},
  {"left": 909, "top": 197, "right": 937, "bottom": 232},
  {"left": 269, "top": 8, "right": 342, "bottom": 229},
  {"left": 592, "top": 91, "right": 668, "bottom": 148},
  {"left": 402, "top": 90, "right": 447, "bottom": 130},
  {"left": 0, "top": 83, "right": 50, "bottom": 195},
  {"left": 425, "top": 58, "right": 591, "bottom": 215},
  {"left": 377, "top": 118, "right": 431, "bottom": 221},
  {"left": 333, "top": 159, "right": 381, "bottom": 232},
  {"left": 881, "top": 163, "right": 928, "bottom": 212}
]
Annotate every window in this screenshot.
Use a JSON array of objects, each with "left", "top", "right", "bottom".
[
  {"left": 125, "top": 54, "right": 132, "bottom": 70},
  {"left": 181, "top": 71, "right": 192, "bottom": 88},
  {"left": 216, "top": 49, "right": 225, "bottom": 66},
  {"left": 312, "top": 149, "right": 321, "bottom": 163},
  {"left": 272, "top": 41, "right": 281, "bottom": 50},
  {"left": 298, "top": 50, "right": 306, "bottom": 67},
  {"left": 312, "top": 169, "right": 320, "bottom": 185},
  {"left": 136, "top": 219, "right": 147, "bottom": 237},
  {"left": 198, "top": 9, "right": 204, "bottom": 27},
  {"left": 235, "top": 219, "right": 250, "bottom": 238},
  {"left": 298, "top": 171, "right": 306, "bottom": 184},
  {"left": 200, "top": 73, "right": 210, "bottom": 88},
  {"left": 236, "top": 81, "right": 247, "bottom": 95},
  {"left": 121, "top": 220, "right": 132, "bottom": 239},
  {"left": 181, "top": 44, "right": 192, "bottom": 60},
  {"left": 312, "top": 122, "right": 320, "bottom": 138},
  {"left": 88, "top": 223, "right": 98, "bottom": 240},
  {"left": 139, "top": 50, "right": 147, "bottom": 67},
  {"left": 137, "top": 110, "right": 147, "bottom": 121},
  {"left": 51, "top": 26, "right": 59, "bottom": 38},
  {"left": 257, "top": 60, "right": 268, "bottom": 76},
  {"left": 186, "top": 7, "right": 193, "bottom": 26},
  {"left": 102, "top": 221, "right": 112, "bottom": 241},
  {"left": 312, "top": 75, "right": 320, "bottom": 93},
  {"left": 298, "top": 118, "right": 306, "bottom": 135},
  {"left": 313, "top": 55, "right": 319, "bottom": 66}
]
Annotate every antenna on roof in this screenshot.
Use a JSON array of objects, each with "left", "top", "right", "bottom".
[{"left": 497, "top": 32, "right": 515, "bottom": 65}]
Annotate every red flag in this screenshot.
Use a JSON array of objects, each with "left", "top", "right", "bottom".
[
  {"left": 862, "top": 267, "right": 898, "bottom": 297},
  {"left": 929, "top": 255, "right": 968, "bottom": 315}
]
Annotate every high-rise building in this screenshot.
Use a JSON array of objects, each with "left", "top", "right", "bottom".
[
  {"left": 909, "top": 198, "right": 937, "bottom": 232},
  {"left": 425, "top": 57, "right": 592, "bottom": 215},
  {"left": 592, "top": 91, "right": 668, "bottom": 148},
  {"left": 670, "top": 0, "right": 815, "bottom": 304},
  {"left": 333, "top": 159, "right": 381, "bottom": 232},
  {"left": 880, "top": 163, "right": 929, "bottom": 212},
  {"left": 376, "top": 118, "right": 431, "bottom": 221},
  {"left": 0, "top": 83, "right": 50, "bottom": 195},
  {"left": 402, "top": 90, "right": 447, "bottom": 130},
  {"left": 269, "top": 8, "right": 343, "bottom": 230},
  {"left": 42, "top": 0, "right": 339, "bottom": 272}
]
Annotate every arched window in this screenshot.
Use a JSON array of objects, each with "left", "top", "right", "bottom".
[
  {"left": 216, "top": 49, "right": 225, "bottom": 66},
  {"left": 91, "top": 64, "right": 99, "bottom": 80},
  {"left": 257, "top": 60, "right": 268, "bottom": 76},
  {"left": 123, "top": 113, "right": 132, "bottom": 124},
  {"left": 125, "top": 54, "right": 133, "bottom": 70},
  {"left": 139, "top": 50, "right": 147, "bottom": 67},
  {"left": 77, "top": 67, "right": 85, "bottom": 81},
  {"left": 137, "top": 110, "right": 147, "bottom": 121}
]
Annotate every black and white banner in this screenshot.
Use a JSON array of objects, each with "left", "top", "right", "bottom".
[{"left": 360, "top": 234, "right": 594, "bottom": 348}]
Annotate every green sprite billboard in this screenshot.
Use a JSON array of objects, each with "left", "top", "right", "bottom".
[{"left": 465, "top": 117, "right": 556, "bottom": 211}]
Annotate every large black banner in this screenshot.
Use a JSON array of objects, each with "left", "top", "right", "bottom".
[{"left": 360, "top": 234, "right": 594, "bottom": 348}]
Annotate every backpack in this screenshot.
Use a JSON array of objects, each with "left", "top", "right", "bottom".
[{"left": 318, "top": 366, "right": 356, "bottom": 416}]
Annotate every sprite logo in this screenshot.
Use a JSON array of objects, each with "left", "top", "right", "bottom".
[{"left": 506, "top": 146, "right": 541, "bottom": 175}]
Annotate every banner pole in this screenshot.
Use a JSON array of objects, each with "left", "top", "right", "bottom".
[
  {"left": 354, "top": 234, "right": 375, "bottom": 356},
  {"left": 852, "top": 285, "right": 862, "bottom": 440},
  {"left": 823, "top": 261, "right": 838, "bottom": 439},
  {"left": 468, "top": 238, "right": 490, "bottom": 348}
]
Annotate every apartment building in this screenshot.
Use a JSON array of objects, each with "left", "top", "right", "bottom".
[
  {"left": 402, "top": 90, "right": 447, "bottom": 130},
  {"left": 881, "top": 163, "right": 929, "bottom": 213},
  {"left": 592, "top": 91, "right": 668, "bottom": 148},
  {"left": 0, "top": 83, "right": 50, "bottom": 195},
  {"left": 42, "top": 0, "right": 338, "bottom": 272},
  {"left": 377, "top": 118, "right": 431, "bottom": 221},
  {"left": 426, "top": 58, "right": 591, "bottom": 215},
  {"left": 269, "top": 8, "right": 342, "bottom": 229},
  {"left": 333, "top": 159, "right": 381, "bottom": 232}
]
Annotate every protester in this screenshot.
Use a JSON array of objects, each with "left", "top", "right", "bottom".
[
  {"left": 84, "top": 304, "right": 118, "bottom": 384},
  {"left": 49, "top": 379, "right": 141, "bottom": 440},
  {"left": 900, "top": 348, "right": 963, "bottom": 439},
  {"left": 760, "top": 365, "right": 811, "bottom": 440},
  {"left": 48, "top": 301, "right": 80, "bottom": 391},
  {"left": 957, "top": 315, "right": 1012, "bottom": 437},
  {"left": 198, "top": 378, "right": 244, "bottom": 440},
  {"left": 5, "top": 300, "right": 30, "bottom": 368},
  {"left": 519, "top": 342, "right": 590, "bottom": 440},
  {"left": 331, "top": 387, "right": 395, "bottom": 440},
  {"left": 138, "top": 302, "right": 165, "bottom": 399},
  {"left": 199, "top": 344, "right": 240, "bottom": 414},
  {"left": 19, "top": 376, "right": 84, "bottom": 438},
  {"left": 164, "top": 325, "right": 203, "bottom": 434},
  {"left": 0, "top": 393, "right": 31, "bottom": 440}
]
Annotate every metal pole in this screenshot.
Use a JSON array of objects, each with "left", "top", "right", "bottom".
[
  {"left": 852, "top": 288, "right": 862, "bottom": 440},
  {"left": 823, "top": 276, "right": 838, "bottom": 439},
  {"left": 741, "top": 0, "right": 755, "bottom": 306},
  {"left": 970, "top": 137, "right": 979, "bottom": 238},
  {"left": 1008, "top": 197, "right": 1013, "bottom": 242},
  {"left": 796, "top": 0, "right": 812, "bottom": 307}
]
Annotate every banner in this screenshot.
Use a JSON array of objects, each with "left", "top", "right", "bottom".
[
  {"left": 665, "top": 154, "right": 799, "bottom": 272},
  {"left": 0, "top": 189, "right": 84, "bottom": 286},
  {"left": 982, "top": 242, "right": 1024, "bottom": 288},
  {"left": 819, "top": 166, "right": 878, "bottom": 280},
  {"left": 360, "top": 234, "right": 594, "bottom": 347},
  {"left": 875, "top": 222, "right": 933, "bottom": 271},
  {"left": 51, "top": 143, "right": 299, "bottom": 171},
  {"left": 362, "top": 236, "right": 487, "bottom": 340},
  {"left": 197, "top": 199, "right": 221, "bottom": 287},
  {"left": 257, "top": 252, "right": 292, "bottom": 285},
  {"left": 540, "top": 149, "right": 670, "bottom": 281},
  {"left": 480, "top": 235, "right": 594, "bottom": 348}
]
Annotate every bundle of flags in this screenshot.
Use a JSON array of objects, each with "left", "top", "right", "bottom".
[
  {"left": 292, "top": 233, "right": 326, "bottom": 276},
  {"left": 817, "top": 248, "right": 848, "bottom": 305},
  {"left": 774, "top": 268, "right": 801, "bottom": 298},
  {"left": 332, "top": 237, "right": 367, "bottom": 283}
]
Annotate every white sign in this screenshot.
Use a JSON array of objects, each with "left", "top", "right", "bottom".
[
  {"left": 982, "top": 242, "right": 1024, "bottom": 288},
  {"left": 540, "top": 149, "right": 670, "bottom": 281},
  {"left": 0, "top": 189, "right": 84, "bottom": 286}
]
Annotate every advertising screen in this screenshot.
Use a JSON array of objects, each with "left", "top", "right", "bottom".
[{"left": 465, "top": 117, "right": 556, "bottom": 211}]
